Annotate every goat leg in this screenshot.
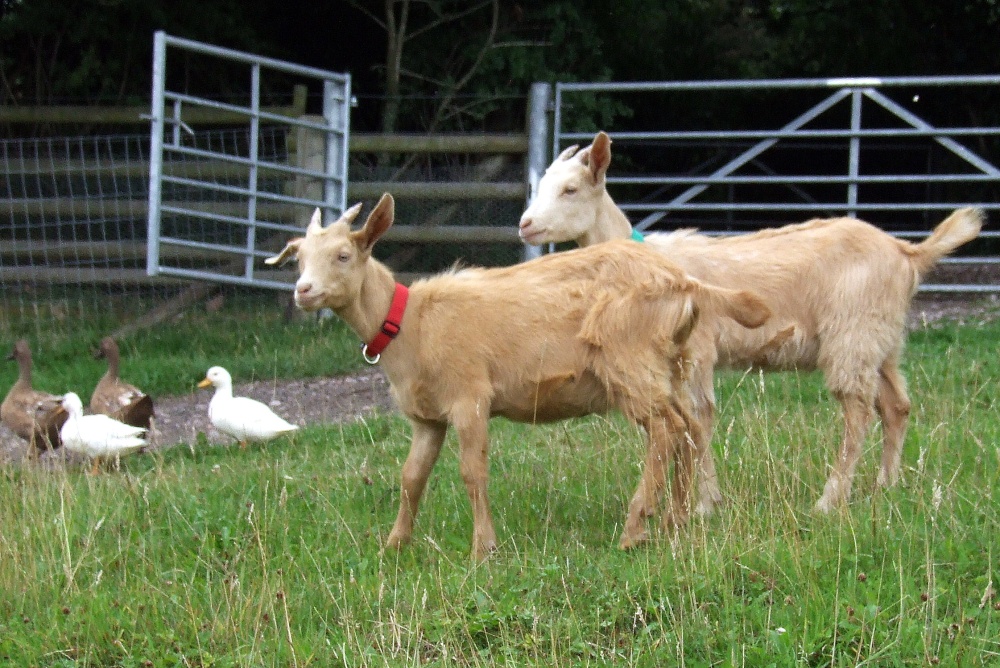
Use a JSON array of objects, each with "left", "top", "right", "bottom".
[
  {"left": 620, "top": 404, "right": 692, "bottom": 549},
  {"left": 452, "top": 403, "right": 498, "bottom": 561},
  {"left": 662, "top": 399, "right": 701, "bottom": 532},
  {"left": 386, "top": 419, "right": 447, "bottom": 551},
  {"left": 875, "top": 358, "right": 911, "bottom": 488},
  {"left": 688, "top": 372, "right": 722, "bottom": 516},
  {"left": 816, "top": 391, "right": 874, "bottom": 511}
]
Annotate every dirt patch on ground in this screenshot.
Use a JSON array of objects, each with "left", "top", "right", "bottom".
[
  {"left": 908, "top": 292, "right": 1000, "bottom": 329},
  {"left": 3, "top": 294, "right": 999, "bottom": 468}
]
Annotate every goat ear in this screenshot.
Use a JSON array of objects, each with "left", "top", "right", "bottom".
[
  {"left": 353, "top": 192, "right": 394, "bottom": 252},
  {"left": 586, "top": 131, "right": 611, "bottom": 183},
  {"left": 557, "top": 144, "right": 579, "bottom": 161},
  {"left": 264, "top": 238, "right": 302, "bottom": 266}
]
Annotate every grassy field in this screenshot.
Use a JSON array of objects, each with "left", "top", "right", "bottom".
[{"left": 1, "top": 310, "right": 999, "bottom": 666}]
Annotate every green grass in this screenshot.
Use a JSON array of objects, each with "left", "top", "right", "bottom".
[
  {"left": 1, "top": 293, "right": 367, "bottom": 397},
  {"left": 2, "top": 317, "right": 1000, "bottom": 666}
]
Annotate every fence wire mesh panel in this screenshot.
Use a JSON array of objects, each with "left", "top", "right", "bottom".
[
  {"left": 346, "top": 139, "right": 527, "bottom": 281},
  {"left": 147, "top": 32, "right": 350, "bottom": 289},
  {"left": 554, "top": 76, "right": 1000, "bottom": 291},
  {"left": 1, "top": 132, "right": 531, "bottom": 347},
  {"left": 0, "top": 133, "right": 187, "bottom": 344}
]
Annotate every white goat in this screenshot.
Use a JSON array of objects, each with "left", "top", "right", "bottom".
[
  {"left": 267, "top": 193, "right": 770, "bottom": 559},
  {"left": 519, "top": 131, "right": 983, "bottom": 513}
]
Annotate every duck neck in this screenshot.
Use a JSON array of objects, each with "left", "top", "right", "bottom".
[
  {"left": 15, "top": 352, "right": 32, "bottom": 388},
  {"left": 337, "top": 259, "right": 398, "bottom": 344},
  {"left": 105, "top": 346, "right": 121, "bottom": 379},
  {"left": 214, "top": 382, "right": 234, "bottom": 402}
]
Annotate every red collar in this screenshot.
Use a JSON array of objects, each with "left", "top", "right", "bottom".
[{"left": 361, "top": 283, "right": 408, "bottom": 364}]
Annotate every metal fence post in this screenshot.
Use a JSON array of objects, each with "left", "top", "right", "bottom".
[
  {"left": 523, "top": 82, "right": 551, "bottom": 262},
  {"left": 323, "top": 79, "right": 349, "bottom": 222},
  {"left": 847, "top": 88, "right": 862, "bottom": 217},
  {"left": 146, "top": 30, "right": 166, "bottom": 277}
]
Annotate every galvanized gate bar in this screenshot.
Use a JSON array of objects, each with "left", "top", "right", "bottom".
[
  {"left": 549, "top": 74, "right": 1000, "bottom": 292},
  {"left": 145, "top": 31, "right": 167, "bottom": 280},
  {"left": 556, "top": 74, "right": 1000, "bottom": 92},
  {"left": 146, "top": 31, "right": 351, "bottom": 289},
  {"left": 847, "top": 90, "right": 862, "bottom": 215},
  {"left": 635, "top": 88, "right": 852, "bottom": 229},
  {"left": 863, "top": 88, "right": 1000, "bottom": 176}
]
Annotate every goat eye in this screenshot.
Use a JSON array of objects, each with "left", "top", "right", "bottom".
[
  {"left": 563, "top": 186, "right": 578, "bottom": 196},
  {"left": 338, "top": 252, "right": 351, "bottom": 263}
]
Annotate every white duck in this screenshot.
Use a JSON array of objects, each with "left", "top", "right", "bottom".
[
  {"left": 197, "top": 366, "right": 299, "bottom": 447},
  {"left": 60, "top": 392, "right": 147, "bottom": 474}
]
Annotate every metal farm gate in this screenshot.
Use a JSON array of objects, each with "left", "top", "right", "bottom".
[
  {"left": 548, "top": 75, "right": 1000, "bottom": 292},
  {"left": 146, "top": 31, "right": 351, "bottom": 289}
]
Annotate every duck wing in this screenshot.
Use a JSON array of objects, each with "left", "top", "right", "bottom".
[
  {"left": 211, "top": 396, "right": 297, "bottom": 440},
  {"left": 2, "top": 388, "right": 67, "bottom": 450},
  {"left": 91, "top": 378, "right": 154, "bottom": 427},
  {"left": 115, "top": 394, "right": 154, "bottom": 430},
  {"left": 80, "top": 413, "right": 147, "bottom": 439}
]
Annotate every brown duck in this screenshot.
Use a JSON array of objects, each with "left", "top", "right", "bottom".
[
  {"left": 89, "top": 337, "right": 154, "bottom": 431},
  {"left": 1, "top": 339, "right": 67, "bottom": 453}
]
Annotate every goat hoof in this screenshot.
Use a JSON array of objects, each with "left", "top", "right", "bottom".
[
  {"left": 694, "top": 495, "right": 723, "bottom": 518},
  {"left": 385, "top": 531, "right": 411, "bottom": 550},
  {"left": 661, "top": 510, "right": 689, "bottom": 533},
  {"left": 876, "top": 469, "right": 899, "bottom": 488},
  {"left": 618, "top": 529, "right": 649, "bottom": 551},
  {"left": 471, "top": 543, "right": 498, "bottom": 562},
  {"left": 472, "top": 545, "right": 497, "bottom": 563},
  {"left": 814, "top": 497, "right": 838, "bottom": 514}
]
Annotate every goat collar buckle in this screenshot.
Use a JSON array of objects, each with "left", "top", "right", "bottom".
[{"left": 361, "top": 282, "right": 408, "bottom": 365}]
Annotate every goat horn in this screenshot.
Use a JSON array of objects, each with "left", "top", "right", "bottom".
[
  {"left": 306, "top": 208, "right": 323, "bottom": 235},
  {"left": 557, "top": 144, "right": 579, "bottom": 161},
  {"left": 341, "top": 202, "right": 365, "bottom": 225}
]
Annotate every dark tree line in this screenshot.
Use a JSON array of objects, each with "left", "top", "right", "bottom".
[{"left": 2, "top": 0, "right": 999, "bottom": 133}]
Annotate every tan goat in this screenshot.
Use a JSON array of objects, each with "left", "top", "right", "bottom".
[
  {"left": 519, "top": 131, "right": 984, "bottom": 513},
  {"left": 267, "top": 193, "right": 770, "bottom": 560}
]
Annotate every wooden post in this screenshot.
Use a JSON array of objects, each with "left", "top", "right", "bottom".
[{"left": 293, "top": 115, "right": 327, "bottom": 229}]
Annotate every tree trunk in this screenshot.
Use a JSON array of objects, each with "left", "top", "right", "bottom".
[{"left": 380, "top": 0, "right": 408, "bottom": 135}]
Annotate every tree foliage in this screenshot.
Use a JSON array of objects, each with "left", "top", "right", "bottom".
[
  {"left": 0, "top": 0, "right": 274, "bottom": 107},
  {"left": 1, "top": 0, "right": 998, "bottom": 131}
]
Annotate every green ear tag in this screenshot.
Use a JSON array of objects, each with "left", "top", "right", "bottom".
[{"left": 630, "top": 228, "right": 645, "bottom": 242}]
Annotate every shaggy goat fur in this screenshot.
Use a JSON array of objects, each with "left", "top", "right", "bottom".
[
  {"left": 519, "top": 131, "right": 984, "bottom": 513},
  {"left": 267, "top": 193, "right": 770, "bottom": 560}
]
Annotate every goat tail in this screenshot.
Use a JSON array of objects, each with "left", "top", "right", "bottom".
[
  {"left": 697, "top": 283, "right": 771, "bottom": 330},
  {"left": 907, "top": 207, "right": 984, "bottom": 275}
]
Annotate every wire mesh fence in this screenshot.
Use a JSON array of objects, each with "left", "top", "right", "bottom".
[
  {"left": 0, "top": 129, "right": 529, "bottom": 347},
  {"left": 2, "top": 133, "right": 171, "bottom": 344},
  {"left": 348, "top": 145, "right": 526, "bottom": 278}
]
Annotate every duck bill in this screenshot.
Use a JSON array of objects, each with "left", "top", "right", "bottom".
[{"left": 197, "top": 378, "right": 212, "bottom": 389}]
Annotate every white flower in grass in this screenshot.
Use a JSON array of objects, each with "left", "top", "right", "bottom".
[{"left": 932, "top": 481, "right": 943, "bottom": 514}]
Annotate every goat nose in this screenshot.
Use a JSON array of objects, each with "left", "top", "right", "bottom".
[
  {"left": 296, "top": 281, "right": 312, "bottom": 295},
  {"left": 518, "top": 216, "right": 532, "bottom": 230}
]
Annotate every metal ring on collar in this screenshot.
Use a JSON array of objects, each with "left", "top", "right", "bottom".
[{"left": 361, "top": 344, "right": 381, "bottom": 365}]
